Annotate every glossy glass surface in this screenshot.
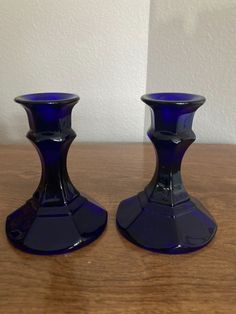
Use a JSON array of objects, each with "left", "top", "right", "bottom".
[
  {"left": 116, "top": 92, "right": 217, "bottom": 253},
  {"left": 6, "top": 93, "right": 107, "bottom": 255}
]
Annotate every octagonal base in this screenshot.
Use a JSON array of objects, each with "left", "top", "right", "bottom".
[
  {"left": 6, "top": 196, "right": 107, "bottom": 255},
  {"left": 116, "top": 193, "right": 217, "bottom": 254}
]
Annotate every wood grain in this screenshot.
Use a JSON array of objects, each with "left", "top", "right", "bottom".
[{"left": 0, "top": 143, "right": 235, "bottom": 314}]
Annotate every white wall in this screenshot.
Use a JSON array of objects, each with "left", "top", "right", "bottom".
[
  {"left": 0, "top": 0, "right": 235, "bottom": 144},
  {"left": 0, "top": 0, "right": 150, "bottom": 143},
  {"left": 145, "top": 0, "right": 236, "bottom": 143}
]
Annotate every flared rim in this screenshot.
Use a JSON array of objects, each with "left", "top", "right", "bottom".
[
  {"left": 141, "top": 92, "right": 205, "bottom": 106},
  {"left": 15, "top": 92, "right": 80, "bottom": 105}
]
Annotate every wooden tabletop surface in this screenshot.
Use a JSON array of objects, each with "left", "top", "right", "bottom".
[{"left": 0, "top": 143, "right": 235, "bottom": 314}]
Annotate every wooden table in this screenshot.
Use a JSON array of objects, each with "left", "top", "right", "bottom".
[{"left": 0, "top": 144, "right": 235, "bottom": 314}]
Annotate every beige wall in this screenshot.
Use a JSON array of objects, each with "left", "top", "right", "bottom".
[
  {"left": 145, "top": 0, "right": 236, "bottom": 143},
  {"left": 0, "top": 0, "right": 150, "bottom": 143},
  {"left": 0, "top": 0, "right": 235, "bottom": 143}
]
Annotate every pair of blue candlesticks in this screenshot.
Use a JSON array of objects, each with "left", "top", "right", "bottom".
[{"left": 6, "top": 92, "right": 217, "bottom": 255}]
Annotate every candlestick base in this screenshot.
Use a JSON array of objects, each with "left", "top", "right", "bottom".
[
  {"left": 117, "top": 192, "right": 217, "bottom": 253},
  {"left": 6, "top": 195, "right": 107, "bottom": 255}
]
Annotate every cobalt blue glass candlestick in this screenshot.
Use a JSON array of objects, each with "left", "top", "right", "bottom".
[
  {"left": 116, "top": 93, "right": 217, "bottom": 254},
  {"left": 6, "top": 93, "right": 107, "bottom": 255}
]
